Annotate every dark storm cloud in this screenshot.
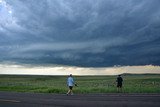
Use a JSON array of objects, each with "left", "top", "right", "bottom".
[{"left": 0, "top": 0, "right": 160, "bottom": 67}]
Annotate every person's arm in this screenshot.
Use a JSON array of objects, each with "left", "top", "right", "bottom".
[{"left": 72, "top": 78, "right": 78, "bottom": 86}]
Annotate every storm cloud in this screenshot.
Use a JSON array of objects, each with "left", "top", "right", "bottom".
[{"left": 0, "top": 0, "right": 160, "bottom": 67}]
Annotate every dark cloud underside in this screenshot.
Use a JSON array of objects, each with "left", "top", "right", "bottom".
[{"left": 0, "top": 0, "right": 160, "bottom": 67}]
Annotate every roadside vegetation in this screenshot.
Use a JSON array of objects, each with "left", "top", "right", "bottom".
[{"left": 0, "top": 74, "right": 159, "bottom": 93}]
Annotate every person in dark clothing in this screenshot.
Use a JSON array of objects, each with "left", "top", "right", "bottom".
[{"left": 116, "top": 75, "right": 123, "bottom": 92}]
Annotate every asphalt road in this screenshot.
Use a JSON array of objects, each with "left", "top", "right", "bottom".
[{"left": 0, "top": 92, "right": 160, "bottom": 107}]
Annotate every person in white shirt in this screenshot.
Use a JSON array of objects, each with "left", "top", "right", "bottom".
[{"left": 66, "top": 74, "right": 76, "bottom": 95}]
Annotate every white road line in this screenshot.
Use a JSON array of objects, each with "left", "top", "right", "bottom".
[{"left": 0, "top": 99, "right": 21, "bottom": 103}]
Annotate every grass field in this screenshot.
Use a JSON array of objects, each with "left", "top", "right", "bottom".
[{"left": 0, "top": 74, "right": 160, "bottom": 94}]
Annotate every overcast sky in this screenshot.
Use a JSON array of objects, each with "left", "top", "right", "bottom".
[{"left": 0, "top": 0, "right": 160, "bottom": 67}]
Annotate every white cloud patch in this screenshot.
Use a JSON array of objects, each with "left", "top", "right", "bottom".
[{"left": 0, "top": 63, "right": 159, "bottom": 75}]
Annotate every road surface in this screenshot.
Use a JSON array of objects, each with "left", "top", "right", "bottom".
[{"left": 0, "top": 92, "right": 160, "bottom": 107}]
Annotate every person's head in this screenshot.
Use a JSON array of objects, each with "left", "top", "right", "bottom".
[
  {"left": 69, "top": 74, "right": 72, "bottom": 77},
  {"left": 118, "top": 75, "right": 121, "bottom": 77}
]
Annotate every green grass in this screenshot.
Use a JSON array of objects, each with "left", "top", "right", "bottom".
[{"left": 0, "top": 74, "right": 160, "bottom": 94}]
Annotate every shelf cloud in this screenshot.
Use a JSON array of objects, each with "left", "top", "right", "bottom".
[{"left": 0, "top": 0, "right": 160, "bottom": 67}]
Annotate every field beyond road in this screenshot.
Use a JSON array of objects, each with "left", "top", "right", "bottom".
[{"left": 0, "top": 74, "right": 160, "bottom": 93}]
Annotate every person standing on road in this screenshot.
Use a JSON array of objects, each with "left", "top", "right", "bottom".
[
  {"left": 116, "top": 75, "right": 123, "bottom": 92},
  {"left": 66, "top": 74, "right": 76, "bottom": 95}
]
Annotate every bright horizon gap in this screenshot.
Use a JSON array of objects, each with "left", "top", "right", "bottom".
[{"left": 0, "top": 64, "right": 160, "bottom": 75}]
